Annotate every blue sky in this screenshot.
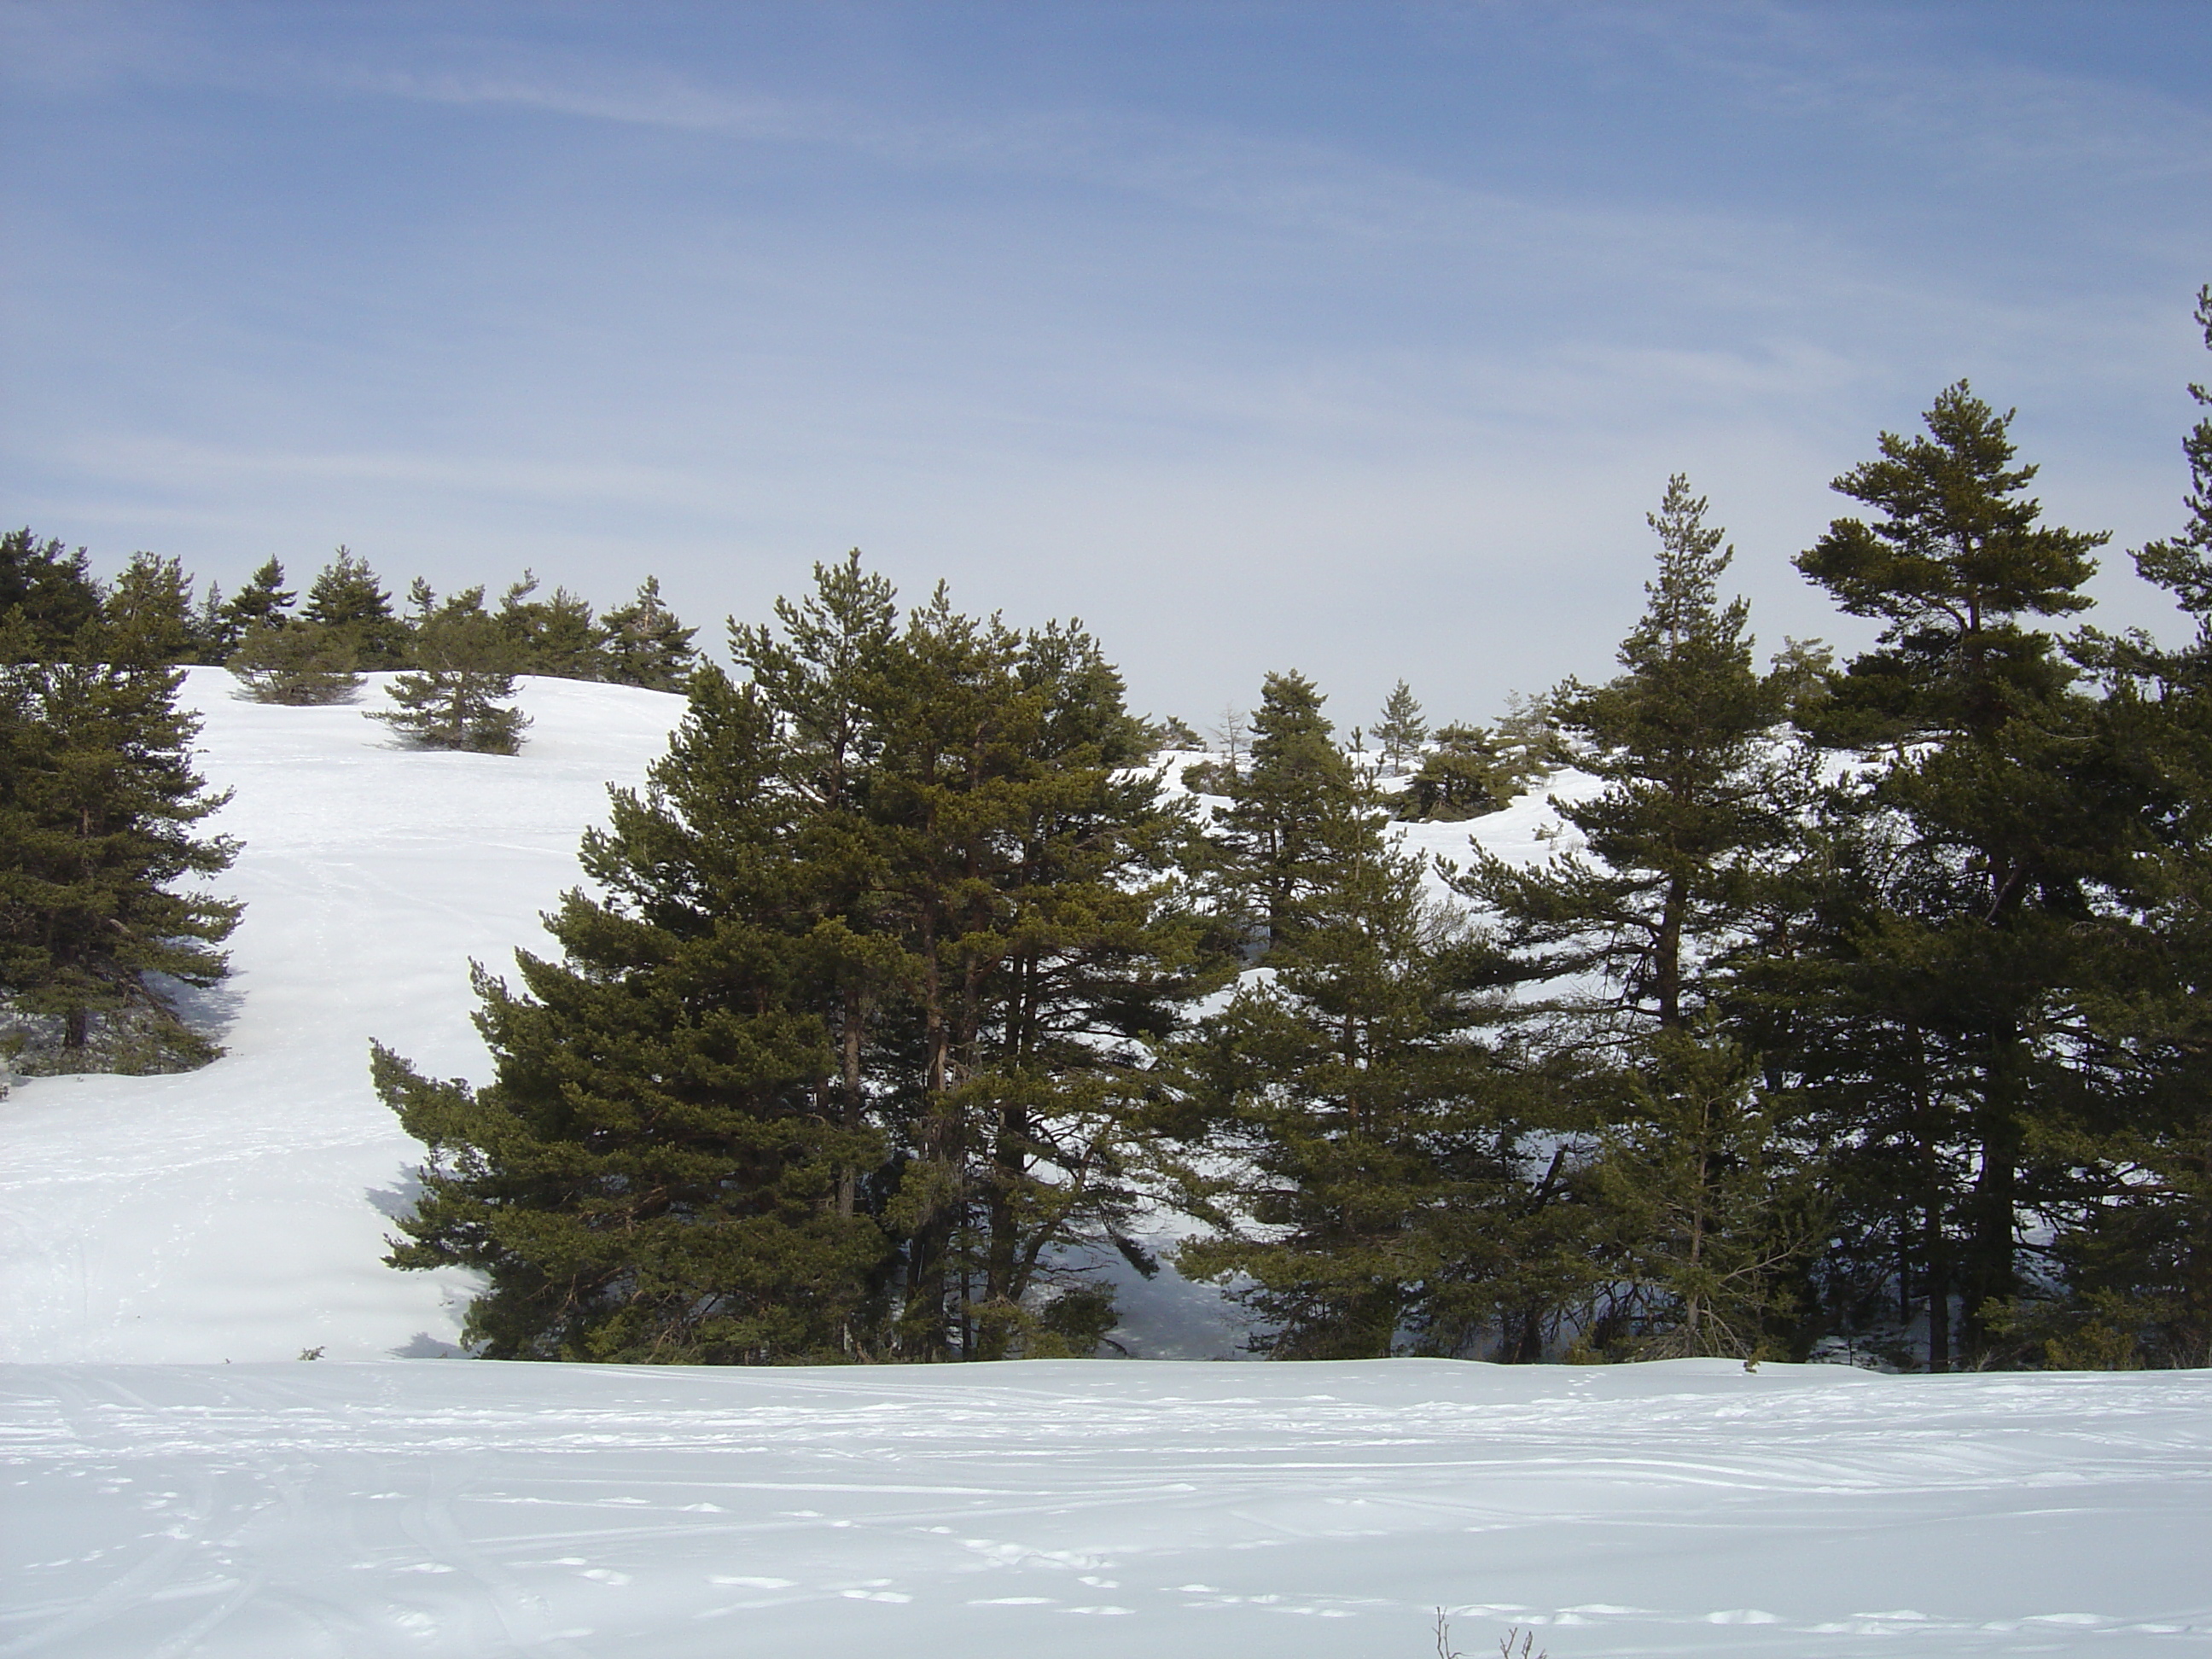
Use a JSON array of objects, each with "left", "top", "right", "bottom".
[{"left": 5, "top": 2, "right": 2210, "bottom": 730}]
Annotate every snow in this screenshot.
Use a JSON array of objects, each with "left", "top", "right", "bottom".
[
  {"left": 6, "top": 1358, "right": 2208, "bottom": 1656},
  {"left": 4, "top": 675, "right": 2208, "bottom": 1656},
  {"left": 0, "top": 670, "right": 687, "bottom": 1365}
]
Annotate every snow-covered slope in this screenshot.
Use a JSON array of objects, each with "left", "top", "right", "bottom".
[{"left": 0, "top": 670, "right": 686, "bottom": 1365}]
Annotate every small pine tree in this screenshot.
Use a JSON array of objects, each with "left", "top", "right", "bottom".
[
  {"left": 599, "top": 575, "right": 699, "bottom": 690},
  {"left": 371, "top": 588, "right": 531, "bottom": 754},
  {"left": 1585, "top": 1021, "right": 1821, "bottom": 1359},
  {"left": 1403, "top": 723, "right": 1505, "bottom": 820},
  {"left": 1468, "top": 475, "right": 1806, "bottom": 1032},
  {"left": 303, "top": 547, "right": 410, "bottom": 668},
  {"left": 374, "top": 670, "right": 888, "bottom": 1361},
  {"left": 1211, "top": 671, "right": 1356, "bottom": 955},
  {"left": 1170, "top": 739, "right": 1528, "bottom": 1358},
  {"left": 1374, "top": 679, "right": 1429, "bottom": 775},
  {"left": 1147, "top": 713, "right": 1203, "bottom": 753},
  {"left": 216, "top": 558, "right": 295, "bottom": 657},
  {"left": 230, "top": 620, "right": 364, "bottom": 705}
]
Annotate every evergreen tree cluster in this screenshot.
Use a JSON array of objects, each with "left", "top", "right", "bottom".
[
  {"left": 375, "top": 556, "right": 1230, "bottom": 1361},
  {"left": 349, "top": 283, "right": 2212, "bottom": 1372},
  {"left": 2, "top": 538, "right": 702, "bottom": 706}
]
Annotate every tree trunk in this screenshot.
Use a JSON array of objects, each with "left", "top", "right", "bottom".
[{"left": 1963, "top": 1017, "right": 2024, "bottom": 1359}]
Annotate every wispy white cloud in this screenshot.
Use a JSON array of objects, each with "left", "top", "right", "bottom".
[{"left": 3, "top": 1, "right": 2203, "bottom": 719}]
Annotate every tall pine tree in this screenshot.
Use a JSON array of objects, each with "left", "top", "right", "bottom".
[{"left": 1783, "top": 383, "right": 2121, "bottom": 1366}]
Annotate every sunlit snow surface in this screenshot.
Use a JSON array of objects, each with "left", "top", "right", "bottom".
[
  {"left": 4, "top": 677, "right": 2209, "bottom": 1657},
  {"left": 6, "top": 1359, "right": 2209, "bottom": 1656}
]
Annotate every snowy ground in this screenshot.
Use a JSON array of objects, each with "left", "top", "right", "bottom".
[
  {"left": 4, "top": 674, "right": 2207, "bottom": 1657},
  {"left": 7, "top": 1358, "right": 2208, "bottom": 1658}
]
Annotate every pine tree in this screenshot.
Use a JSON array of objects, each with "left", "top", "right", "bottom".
[
  {"left": 1784, "top": 384, "right": 2120, "bottom": 1365},
  {"left": 375, "top": 668, "right": 888, "bottom": 1361},
  {"left": 1403, "top": 723, "right": 1506, "bottom": 821},
  {"left": 1993, "top": 285, "right": 2212, "bottom": 1370},
  {"left": 370, "top": 589, "right": 531, "bottom": 754},
  {"left": 601, "top": 575, "right": 699, "bottom": 691},
  {"left": 303, "top": 547, "right": 410, "bottom": 668},
  {"left": 855, "top": 586, "right": 1216, "bottom": 1359},
  {"left": 0, "top": 652, "right": 241, "bottom": 1069},
  {"left": 1167, "top": 721, "right": 1538, "bottom": 1359},
  {"left": 230, "top": 620, "right": 363, "bottom": 705},
  {"left": 1466, "top": 476, "right": 1807, "bottom": 1034},
  {"left": 215, "top": 558, "right": 295, "bottom": 657},
  {"left": 102, "top": 552, "right": 202, "bottom": 669},
  {"left": 1582, "top": 1021, "right": 1823, "bottom": 1359},
  {"left": 1445, "top": 479, "right": 1818, "bottom": 1359},
  {"left": 1210, "top": 670, "right": 1357, "bottom": 956},
  {"left": 1373, "top": 679, "right": 1429, "bottom": 775},
  {"left": 497, "top": 572, "right": 606, "bottom": 680},
  {"left": 377, "top": 555, "right": 1219, "bottom": 1364},
  {"left": 0, "top": 529, "right": 102, "bottom": 654}
]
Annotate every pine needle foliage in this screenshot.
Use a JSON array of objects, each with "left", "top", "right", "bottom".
[
  {"left": 371, "top": 588, "right": 531, "bottom": 754},
  {"left": 0, "top": 646, "right": 240, "bottom": 1070}
]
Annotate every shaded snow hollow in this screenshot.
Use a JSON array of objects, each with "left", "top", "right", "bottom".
[{"left": 3, "top": 673, "right": 2207, "bottom": 1658}]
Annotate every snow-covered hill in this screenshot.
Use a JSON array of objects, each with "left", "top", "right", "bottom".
[
  {"left": 0, "top": 670, "right": 688, "bottom": 1365},
  {"left": 5, "top": 673, "right": 2209, "bottom": 1659}
]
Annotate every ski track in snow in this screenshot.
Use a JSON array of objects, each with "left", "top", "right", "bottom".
[
  {"left": 4, "top": 1359, "right": 2209, "bottom": 1657},
  {"left": 3, "top": 676, "right": 2208, "bottom": 1656}
]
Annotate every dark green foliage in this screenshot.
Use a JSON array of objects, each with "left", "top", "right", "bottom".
[
  {"left": 1168, "top": 757, "right": 1535, "bottom": 1358},
  {"left": 498, "top": 572, "right": 605, "bottom": 679},
  {"left": 0, "top": 530, "right": 102, "bottom": 655},
  {"left": 1402, "top": 723, "right": 1508, "bottom": 820},
  {"left": 368, "top": 289, "right": 2212, "bottom": 1376},
  {"left": 215, "top": 559, "right": 295, "bottom": 657},
  {"left": 1443, "top": 478, "right": 1820, "bottom": 1360},
  {"left": 1146, "top": 713, "right": 1202, "bottom": 753},
  {"left": 1775, "top": 387, "right": 2121, "bottom": 1367},
  {"left": 1374, "top": 679, "right": 1429, "bottom": 775},
  {"left": 103, "top": 553, "right": 205, "bottom": 669},
  {"left": 1468, "top": 476, "right": 1808, "bottom": 1033},
  {"left": 1403, "top": 698, "right": 1561, "bottom": 823},
  {"left": 375, "top": 672, "right": 887, "bottom": 1362},
  {"left": 1580, "top": 1022, "right": 1823, "bottom": 1360},
  {"left": 1983, "top": 286, "right": 2212, "bottom": 1371},
  {"left": 303, "top": 547, "right": 410, "bottom": 668},
  {"left": 1208, "top": 670, "right": 1359, "bottom": 955},
  {"left": 370, "top": 589, "right": 530, "bottom": 754},
  {"left": 0, "top": 655, "right": 240, "bottom": 1070},
  {"left": 230, "top": 620, "right": 363, "bottom": 706},
  {"left": 599, "top": 575, "right": 698, "bottom": 690},
  {"left": 381, "top": 554, "right": 1225, "bottom": 1364}
]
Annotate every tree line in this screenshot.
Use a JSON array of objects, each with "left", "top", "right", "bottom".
[{"left": 373, "top": 290, "right": 2212, "bottom": 1372}]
